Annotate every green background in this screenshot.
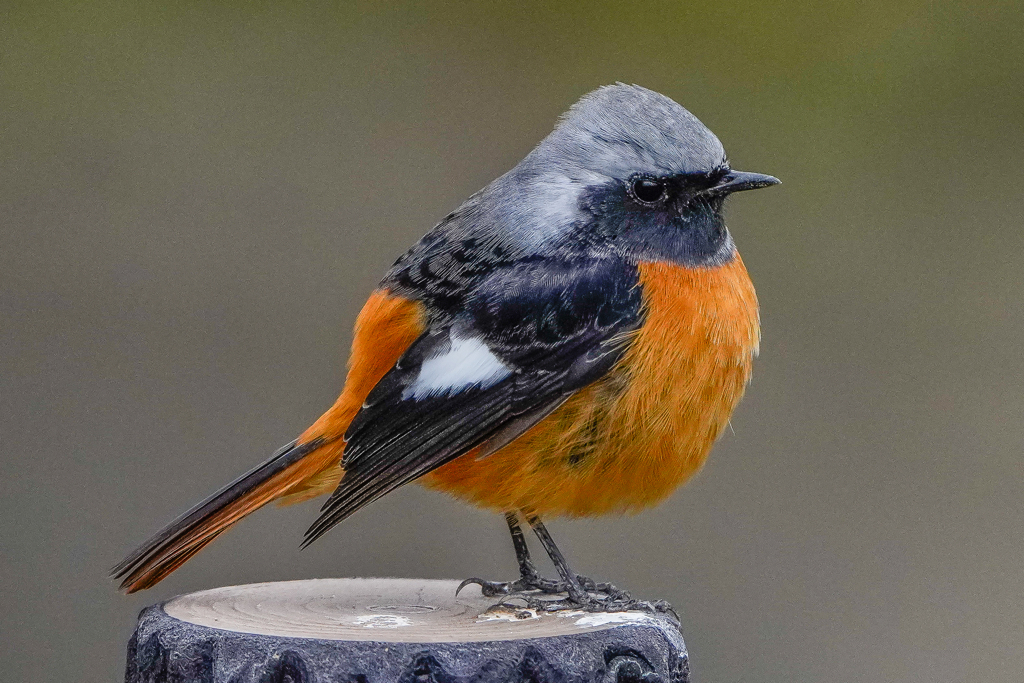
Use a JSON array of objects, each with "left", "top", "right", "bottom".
[{"left": 3, "top": 1, "right": 1023, "bottom": 680}]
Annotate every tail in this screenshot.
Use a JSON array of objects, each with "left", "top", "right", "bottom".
[{"left": 111, "top": 437, "right": 334, "bottom": 593}]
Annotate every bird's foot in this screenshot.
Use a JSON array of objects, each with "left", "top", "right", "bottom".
[
  {"left": 459, "top": 575, "right": 678, "bottom": 625},
  {"left": 457, "top": 572, "right": 625, "bottom": 599},
  {"left": 575, "top": 574, "right": 629, "bottom": 599},
  {"left": 485, "top": 591, "right": 678, "bottom": 625},
  {"left": 457, "top": 571, "right": 566, "bottom": 597}
]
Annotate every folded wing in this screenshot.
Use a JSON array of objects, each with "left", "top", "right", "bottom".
[{"left": 303, "top": 256, "right": 643, "bottom": 545}]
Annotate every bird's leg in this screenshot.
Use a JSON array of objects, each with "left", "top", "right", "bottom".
[
  {"left": 524, "top": 514, "right": 591, "bottom": 604},
  {"left": 458, "top": 513, "right": 678, "bottom": 621},
  {"left": 458, "top": 512, "right": 629, "bottom": 597},
  {"left": 495, "top": 515, "right": 679, "bottom": 621},
  {"left": 526, "top": 515, "right": 636, "bottom": 598},
  {"left": 507, "top": 511, "right": 542, "bottom": 584},
  {"left": 458, "top": 512, "right": 565, "bottom": 597}
]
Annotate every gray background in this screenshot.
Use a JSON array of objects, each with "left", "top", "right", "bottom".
[{"left": 2, "top": 2, "right": 1023, "bottom": 681}]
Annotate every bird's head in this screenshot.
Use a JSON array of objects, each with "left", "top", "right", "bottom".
[{"left": 491, "top": 84, "right": 779, "bottom": 265}]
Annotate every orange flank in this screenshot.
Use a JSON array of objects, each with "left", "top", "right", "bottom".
[
  {"left": 277, "top": 291, "right": 428, "bottom": 504},
  {"left": 422, "top": 255, "right": 760, "bottom": 517}
]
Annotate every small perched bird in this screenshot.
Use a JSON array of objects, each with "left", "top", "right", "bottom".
[{"left": 113, "top": 84, "right": 778, "bottom": 613}]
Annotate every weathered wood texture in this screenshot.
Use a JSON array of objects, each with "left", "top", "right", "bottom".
[{"left": 124, "top": 578, "right": 689, "bottom": 683}]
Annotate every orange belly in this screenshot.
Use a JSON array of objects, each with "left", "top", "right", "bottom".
[{"left": 422, "top": 256, "right": 760, "bottom": 517}]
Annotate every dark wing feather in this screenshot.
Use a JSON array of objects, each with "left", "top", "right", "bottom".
[
  {"left": 302, "top": 257, "right": 642, "bottom": 547},
  {"left": 477, "top": 395, "right": 570, "bottom": 457},
  {"left": 302, "top": 381, "right": 514, "bottom": 546}
]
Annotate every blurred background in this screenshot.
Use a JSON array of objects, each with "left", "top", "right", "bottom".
[{"left": 2, "top": 1, "right": 1023, "bottom": 680}]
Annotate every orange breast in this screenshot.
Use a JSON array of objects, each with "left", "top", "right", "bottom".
[{"left": 422, "top": 255, "right": 760, "bottom": 517}]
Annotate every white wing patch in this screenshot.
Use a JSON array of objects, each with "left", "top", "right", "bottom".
[{"left": 403, "top": 332, "right": 512, "bottom": 400}]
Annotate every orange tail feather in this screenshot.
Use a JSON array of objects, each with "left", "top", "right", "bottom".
[
  {"left": 111, "top": 289, "right": 426, "bottom": 592},
  {"left": 111, "top": 438, "right": 335, "bottom": 593}
]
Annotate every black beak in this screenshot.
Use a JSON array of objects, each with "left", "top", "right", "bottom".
[{"left": 703, "top": 170, "right": 780, "bottom": 197}]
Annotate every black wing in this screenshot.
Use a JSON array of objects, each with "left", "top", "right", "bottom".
[{"left": 302, "top": 256, "right": 643, "bottom": 546}]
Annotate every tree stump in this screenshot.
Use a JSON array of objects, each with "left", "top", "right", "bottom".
[{"left": 124, "top": 578, "right": 689, "bottom": 683}]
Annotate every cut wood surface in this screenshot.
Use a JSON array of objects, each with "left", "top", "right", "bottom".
[{"left": 126, "top": 578, "right": 690, "bottom": 682}]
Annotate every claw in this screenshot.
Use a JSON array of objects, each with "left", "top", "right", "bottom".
[
  {"left": 456, "top": 577, "right": 482, "bottom": 596},
  {"left": 457, "top": 577, "right": 516, "bottom": 597},
  {"left": 457, "top": 572, "right": 572, "bottom": 597}
]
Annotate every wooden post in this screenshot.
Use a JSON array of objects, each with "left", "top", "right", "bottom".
[{"left": 124, "top": 578, "right": 689, "bottom": 682}]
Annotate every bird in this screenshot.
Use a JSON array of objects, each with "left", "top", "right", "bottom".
[{"left": 112, "top": 84, "right": 778, "bottom": 613}]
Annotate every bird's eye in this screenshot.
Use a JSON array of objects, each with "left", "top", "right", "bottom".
[{"left": 628, "top": 176, "right": 667, "bottom": 205}]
